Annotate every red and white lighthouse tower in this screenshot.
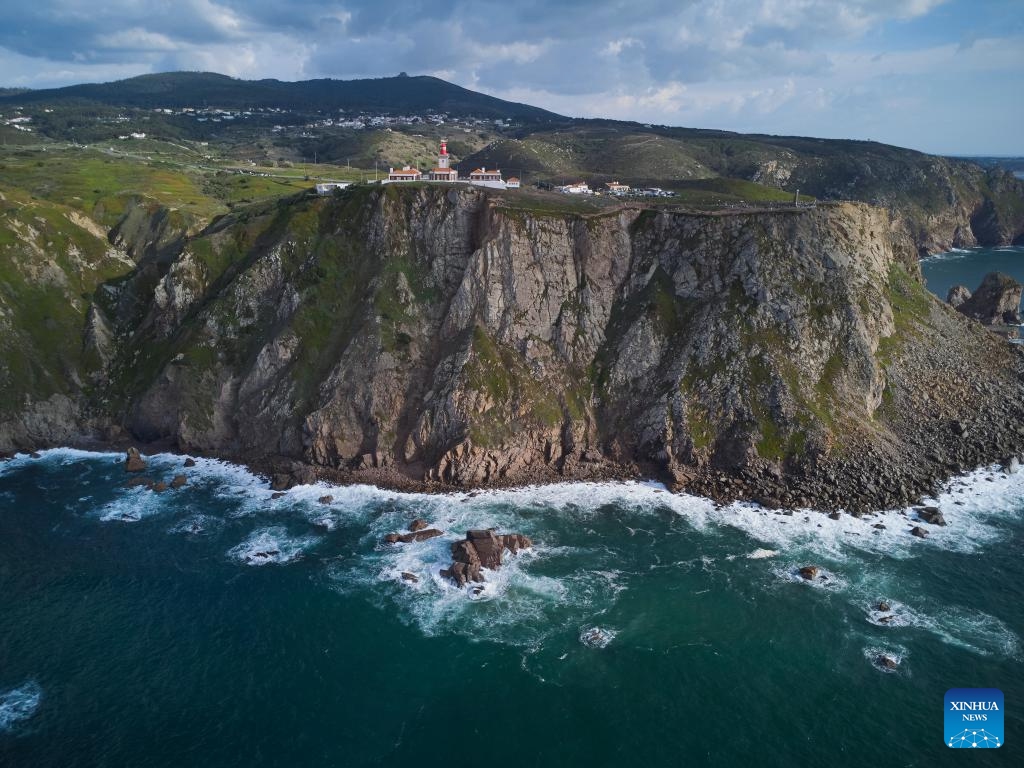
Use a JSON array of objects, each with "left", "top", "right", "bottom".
[{"left": 427, "top": 138, "right": 459, "bottom": 181}]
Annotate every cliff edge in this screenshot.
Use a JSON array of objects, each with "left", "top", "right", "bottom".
[{"left": 3, "top": 185, "right": 1024, "bottom": 511}]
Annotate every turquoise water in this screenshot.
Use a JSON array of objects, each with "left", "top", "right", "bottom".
[
  {"left": 921, "top": 245, "right": 1024, "bottom": 307},
  {"left": 1, "top": 449, "right": 1022, "bottom": 766}
]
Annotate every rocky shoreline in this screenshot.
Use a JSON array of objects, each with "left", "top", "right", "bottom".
[
  {"left": 5, "top": 188, "right": 1024, "bottom": 515},
  {"left": 7, "top": 413, "right": 1024, "bottom": 516}
]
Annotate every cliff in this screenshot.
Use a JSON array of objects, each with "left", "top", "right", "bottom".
[{"left": 4, "top": 185, "right": 1024, "bottom": 512}]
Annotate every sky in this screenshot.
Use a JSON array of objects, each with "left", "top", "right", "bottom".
[{"left": 0, "top": 0, "right": 1021, "bottom": 154}]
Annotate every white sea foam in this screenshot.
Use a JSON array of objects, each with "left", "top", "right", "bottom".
[
  {"left": 773, "top": 563, "right": 849, "bottom": 593},
  {"left": 579, "top": 626, "right": 617, "bottom": 648},
  {"left": 98, "top": 487, "right": 169, "bottom": 522},
  {"left": 862, "top": 645, "right": 908, "bottom": 675},
  {"left": 227, "top": 526, "right": 320, "bottom": 566},
  {"left": 7, "top": 448, "right": 1024, "bottom": 657},
  {"left": 0, "top": 681, "right": 42, "bottom": 732}
]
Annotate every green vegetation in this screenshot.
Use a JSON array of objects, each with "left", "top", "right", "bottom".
[
  {"left": 0, "top": 185, "right": 133, "bottom": 412},
  {"left": 877, "top": 262, "right": 932, "bottom": 365},
  {"left": 464, "top": 326, "right": 563, "bottom": 447}
]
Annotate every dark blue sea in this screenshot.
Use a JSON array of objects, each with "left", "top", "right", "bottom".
[
  {"left": 921, "top": 245, "right": 1024, "bottom": 308},
  {"left": 1, "top": 447, "right": 1021, "bottom": 766}
]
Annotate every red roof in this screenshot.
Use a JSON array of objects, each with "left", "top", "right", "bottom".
[{"left": 390, "top": 169, "right": 421, "bottom": 176}]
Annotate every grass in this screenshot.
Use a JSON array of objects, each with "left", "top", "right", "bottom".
[{"left": 0, "top": 185, "right": 134, "bottom": 412}]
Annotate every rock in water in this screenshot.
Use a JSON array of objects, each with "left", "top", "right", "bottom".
[
  {"left": 466, "top": 529, "right": 504, "bottom": 569},
  {"left": 916, "top": 506, "right": 947, "bottom": 526},
  {"left": 183, "top": 457, "right": 197, "bottom": 468},
  {"left": 955, "top": 272, "right": 1023, "bottom": 325},
  {"left": 383, "top": 529, "right": 445, "bottom": 545},
  {"left": 440, "top": 529, "right": 533, "bottom": 587},
  {"left": 875, "top": 654, "right": 899, "bottom": 670},
  {"left": 408, "top": 518, "right": 428, "bottom": 533},
  {"left": 125, "top": 447, "right": 147, "bottom": 472},
  {"left": 878, "top": 601, "right": 891, "bottom": 612},
  {"left": 170, "top": 474, "right": 187, "bottom": 489},
  {"left": 910, "top": 526, "right": 928, "bottom": 539},
  {"left": 318, "top": 495, "right": 334, "bottom": 505},
  {"left": 798, "top": 565, "right": 820, "bottom": 580},
  {"left": 946, "top": 284, "right": 971, "bottom": 308}
]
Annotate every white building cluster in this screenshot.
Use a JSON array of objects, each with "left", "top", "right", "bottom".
[{"left": 385, "top": 140, "right": 520, "bottom": 189}]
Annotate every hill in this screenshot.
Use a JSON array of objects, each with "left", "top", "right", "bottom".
[
  {"left": 1, "top": 71, "right": 1022, "bottom": 253},
  {"left": 0, "top": 71, "right": 562, "bottom": 122}
]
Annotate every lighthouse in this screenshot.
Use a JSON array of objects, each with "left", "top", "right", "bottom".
[{"left": 428, "top": 138, "right": 459, "bottom": 181}]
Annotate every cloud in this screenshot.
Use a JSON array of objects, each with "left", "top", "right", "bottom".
[{"left": 0, "top": 0, "right": 1020, "bottom": 153}]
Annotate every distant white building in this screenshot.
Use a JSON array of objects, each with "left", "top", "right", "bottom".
[
  {"left": 388, "top": 166, "right": 422, "bottom": 182},
  {"left": 557, "top": 182, "right": 592, "bottom": 195},
  {"left": 506, "top": 177, "right": 521, "bottom": 189},
  {"left": 315, "top": 182, "right": 351, "bottom": 195},
  {"left": 605, "top": 181, "right": 630, "bottom": 195},
  {"left": 469, "top": 167, "right": 503, "bottom": 183}
]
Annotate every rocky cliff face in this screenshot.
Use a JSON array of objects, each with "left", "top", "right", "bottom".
[{"left": 4, "top": 185, "right": 1024, "bottom": 511}]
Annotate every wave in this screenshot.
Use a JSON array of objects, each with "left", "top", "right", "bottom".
[
  {"left": 0, "top": 681, "right": 42, "bottom": 732},
  {"left": 6, "top": 448, "right": 1024, "bottom": 658},
  {"left": 227, "top": 526, "right": 321, "bottom": 566}
]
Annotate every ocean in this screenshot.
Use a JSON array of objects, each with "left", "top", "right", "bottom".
[
  {"left": 921, "top": 245, "right": 1024, "bottom": 308},
  {"left": 1, "top": 445, "right": 1021, "bottom": 767}
]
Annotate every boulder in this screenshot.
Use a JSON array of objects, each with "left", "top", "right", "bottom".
[
  {"left": 828, "top": 511, "right": 841, "bottom": 521},
  {"left": 409, "top": 518, "right": 429, "bottom": 533},
  {"left": 440, "top": 529, "right": 533, "bottom": 587},
  {"left": 318, "top": 495, "right": 334, "bottom": 505},
  {"left": 271, "top": 492, "right": 285, "bottom": 500},
  {"left": 183, "top": 457, "right": 197, "bottom": 468},
  {"left": 798, "top": 565, "right": 819, "bottom": 580},
  {"left": 152, "top": 481, "right": 168, "bottom": 493},
  {"left": 170, "top": 474, "right": 187, "bottom": 489},
  {"left": 916, "top": 506, "right": 947, "bottom": 526},
  {"left": 878, "top": 601, "right": 891, "bottom": 612},
  {"left": 502, "top": 533, "right": 533, "bottom": 554},
  {"left": 126, "top": 476, "right": 155, "bottom": 489},
  {"left": 955, "top": 272, "right": 1023, "bottom": 325},
  {"left": 466, "top": 529, "right": 504, "bottom": 569},
  {"left": 383, "top": 528, "right": 444, "bottom": 545},
  {"left": 910, "top": 526, "right": 928, "bottom": 538},
  {"left": 876, "top": 654, "right": 899, "bottom": 670},
  {"left": 125, "top": 447, "right": 147, "bottom": 472},
  {"left": 401, "top": 571, "right": 419, "bottom": 583},
  {"left": 946, "top": 284, "right": 971, "bottom": 308}
]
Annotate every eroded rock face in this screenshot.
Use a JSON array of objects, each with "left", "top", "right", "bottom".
[
  {"left": 125, "top": 447, "right": 147, "bottom": 472},
  {"left": 440, "top": 529, "right": 533, "bottom": 587},
  {"left": 947, "top": 285, "right": 971, "bottom": 309},
  {"left": 7, "top": 185, "right": 1024, "bottom": 512},
  {"left": 955, "top": 272, "right": 1022, "bottom": 325}
]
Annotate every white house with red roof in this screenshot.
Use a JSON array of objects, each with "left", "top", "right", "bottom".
[{"left": 388, "top": 166, "right": 422, "bottom": 181}]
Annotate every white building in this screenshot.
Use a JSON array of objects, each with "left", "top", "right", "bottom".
[
  {"left": 388, "top": 166, "right": 422, "bottom": 182},
  {"left": 506, "top": 177, "right": 521, "bottom": 189},
  {"left": 315, "top": 182, "right": 352, "bottom": 195},
  {"left": 605, "top": 181, "right": 630, "bottom": 195},
  {"left": 469, "top": 167, "right": 503, "bottom": 183},
  {"left": 557, "top": 182, "right": 592, "bottom": 195}
]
